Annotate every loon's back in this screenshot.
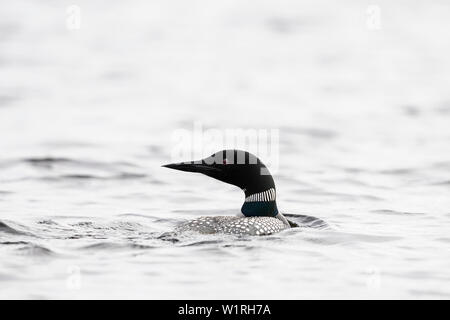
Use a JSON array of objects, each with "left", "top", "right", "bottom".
[{"left": 176, "top": 216, "right": 288, "bottom": 236}]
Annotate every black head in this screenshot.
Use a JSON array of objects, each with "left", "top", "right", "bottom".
[
  {"left": 163, "top": 149, "right": 275, "bottom": 196},
  {"left": 163, "top": 150, "right": 278, "bottom": 217}
]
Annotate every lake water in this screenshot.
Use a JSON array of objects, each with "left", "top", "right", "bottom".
[{"left": 1, "top": 0, "right": 450, "bottom": 299}]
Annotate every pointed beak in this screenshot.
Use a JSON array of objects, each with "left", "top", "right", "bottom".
[{"left": 162, "top": 161, "right": 219, "bottom": 174}]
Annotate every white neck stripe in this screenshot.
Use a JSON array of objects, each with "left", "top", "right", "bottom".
[{"left": 245, "top": 188, "right": 276, "bottom": 202}]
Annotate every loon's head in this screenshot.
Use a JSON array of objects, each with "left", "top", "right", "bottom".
[{"left": 163, "top": 149, "right": 278, "bottom": 217}]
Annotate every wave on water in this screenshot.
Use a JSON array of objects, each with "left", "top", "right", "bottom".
[
  {"left": 0, "top": 220, "right": 33, "bottom": 236},
  {"left": 0, "top": 157, "right": 152, "bottom": 183},
  {"left": 79, "top": 242, "right": 156, "bottom": 251},
  {"left": 15, "top": 243, "right": 56, "bottom": 257},
  {"left": 284, "top": 213, "right": 329, "bottom": 229},
  {"left": 22, "top": 157, "right": 139, "bottom": 169},
  {"left": 371, "top": 209, "right": 425, "bottom": 216},
  {"left": 0, "top": 239, "right": 56, "bottom": 257},
  {"left": 0, "top": 213, "right": 330, "bottom": 253}
]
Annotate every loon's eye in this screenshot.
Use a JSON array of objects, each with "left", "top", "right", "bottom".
[{"left": 223, "top": 158, "right": 228, "bottom": 165}]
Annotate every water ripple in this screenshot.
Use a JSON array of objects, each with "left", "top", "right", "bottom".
[{"left": 371, "top": 209, "right": 425, "bottom": 216}]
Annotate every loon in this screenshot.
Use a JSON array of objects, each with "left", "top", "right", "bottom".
[{"left": 163, "top": 149, "right": 292, "bottom": 236}]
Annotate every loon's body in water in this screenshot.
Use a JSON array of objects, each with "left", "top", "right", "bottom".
[{"left": 163, "top": 149, "right": 292, "bottom": 236}]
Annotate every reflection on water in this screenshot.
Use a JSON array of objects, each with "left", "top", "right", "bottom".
[{"left": 1, "top": 0, "right": 450, "bottom": 299}]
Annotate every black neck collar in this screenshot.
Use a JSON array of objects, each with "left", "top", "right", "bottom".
[{"left": 241, "top": 188, "right": 278, "bottom": 217}]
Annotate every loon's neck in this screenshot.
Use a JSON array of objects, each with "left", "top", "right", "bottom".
[{"left": 241, "top": 188, "right": 279, "bottom": 217}]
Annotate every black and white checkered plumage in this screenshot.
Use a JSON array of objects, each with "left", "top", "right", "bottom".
[{"left": 176, "top": 215, "right": 288, "bottom": 236}]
